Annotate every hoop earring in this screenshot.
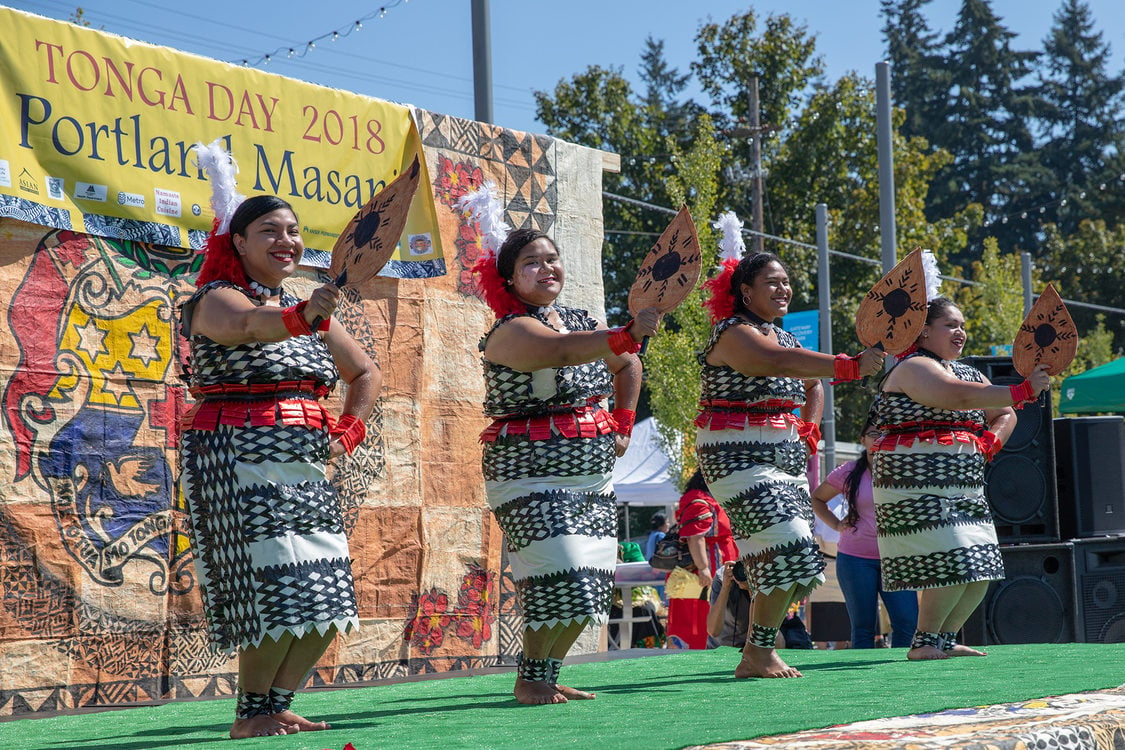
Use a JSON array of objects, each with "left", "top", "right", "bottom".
[{"left": 742, "top": 294, "right": 752, "bottom": 308}]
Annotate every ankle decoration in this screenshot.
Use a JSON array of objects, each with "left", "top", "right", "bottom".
[
  {"left": 517, "top": 656, "right": 552, "bottom": 683},
  {"left": 268, "top": 686, "right": 295, "bottom": 714},
  {"left": 749, "top": 623, "right": 779, "bottom": 649},
  {"left": 546, "top": 657, "right": 564, "bottom": 686},
  {"left": 911, "top": 630, "right": 943, "bottom": 650},
  {"left": 940, "top": 632, "right": 958, "bottom": 651},
  {"left": 235, "top": 688, "right": 273, "bottom": 719}
]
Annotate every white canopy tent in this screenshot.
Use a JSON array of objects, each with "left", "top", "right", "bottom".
[{"left": 611, "top": 417, "right": 680, "bottom": 539}]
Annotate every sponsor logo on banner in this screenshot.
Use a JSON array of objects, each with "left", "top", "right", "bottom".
[
  {"left": 18, "top": 168, "right": 39, "bottom": 196},
  {"left": 74, "top": 182, "right": 108, "bottom": 202},
  {"left": 117, "top": 191, "right": 145, "bottom": 208},
  {"left": 0, "top": 160, "right": 11, "bottom": 187},
  {"left": 46, "top": 177, "right": 64, "bottom": 200},
  {"left": 154, "top": 188, "right": 181, "bottom": 218}
]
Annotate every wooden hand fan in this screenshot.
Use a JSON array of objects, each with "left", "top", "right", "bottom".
[
  {"left": 855, "top": 248, "right": 929, "bottom": 356},
  {"left": 1012, "top": 283, "right": 1078, "bottom": 377},
  {"left": 311, "top": 155, "right": 421, "bottom": 327},
  {"left": 627, "top": 204, "right": 702, "bottom": 353}
]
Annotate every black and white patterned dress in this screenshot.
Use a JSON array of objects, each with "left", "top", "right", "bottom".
[
  {"left": 694, "top": 317, "right": 825, "bottom": 595},
  {"left": 179, "top": 281, "right": 359, "bottom": 654},
  {"left": 479, "top": 305, "right": 618, "bottom": 631},
  {"left": 869, "top": 352, "right": 1005, "bottom": 591}
]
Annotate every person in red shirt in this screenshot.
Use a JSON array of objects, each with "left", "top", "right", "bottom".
[{"left": 677, "top": 469, "right": 739, "bottom": 588}]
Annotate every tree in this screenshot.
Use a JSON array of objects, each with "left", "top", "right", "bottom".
[
  {"left": 1027, "top": 0, "right": 1125, "bottom": 237},
  {"left": 926, "top": 0, "right": 1039, "bottom": 258},
  {"left": 881, "top": 0, "right": 948, "bottom": 142}
]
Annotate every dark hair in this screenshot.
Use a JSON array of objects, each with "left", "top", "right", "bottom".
[
  {"left": 229, "top": 195, "right": 296, "bottom": 238},
  {"left": 650, "top": 512, "right": 667, "bottom": 531},
  {"left": 731, "top": 252, "right": 787, "bottom": 318},
  {"left": 923, "top": 297, "right": 960, "bottom": 327},
  {"left": 840, "top": 414, "right": 876, "bottom": 529},
  {"left": 684, "top": 468, "right": 710, "bottom": 493},
  {"left": 496, "top": 227, "right": 553, "bottom": 281}
]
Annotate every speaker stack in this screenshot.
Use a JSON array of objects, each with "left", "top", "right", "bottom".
[{"left": 958, "top": 357, "right": 1125, "bottom": 645}]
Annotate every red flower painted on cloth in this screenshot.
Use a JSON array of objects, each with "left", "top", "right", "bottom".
[
  {"left": 53, "top": 231, "right": 92, "bottom": 267},
  {"left": 434, "top": 156, "right": 484, "bottom": 208},
  {"left": 454, "top": 563, "right": 496, "bottom": 647},
  {"left": 455, "top": 220, "right": 485, "bottom": 297},
  {"left": 409, "top": 588, "right": 452, "bottom": 654}
]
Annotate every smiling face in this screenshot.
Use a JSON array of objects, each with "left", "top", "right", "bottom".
[
  {"left": 233, "top": 207, "right": 304, "bottom": 288},
  {"left": 740, "top": 260, "right": 792, "bottom": 321},
  {"left": 508, "top": 237, "right": 564, "bottom": 307},
  {"left": 921, "top": 304, "right": 967, "bottom": 360}
]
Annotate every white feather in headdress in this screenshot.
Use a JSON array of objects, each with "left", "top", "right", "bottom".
[
  {"left": 456, "top": 181, "right": 511, "bottom": 262},
  {"left": 192, "top": 138, "right": 244, "bottom": 235},
  {"left": 921, "top": 249, "right": 942, "bottom": 301},
  {"left": 713, "top": 211, "right": 746, "bottom": 262}
]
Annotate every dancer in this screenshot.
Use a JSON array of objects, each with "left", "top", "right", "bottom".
[
  {"left": 180, "top": 143, "right": 379, "bottom": 738},
  {"left": 463, "top": 185, "right": 661, "bottom": 704},
  {"left": 870, "top": 295, "right": 1049, "bottom": 660},
  {"left": 811, "top": 417, "right": 919, "bottom": 648},
  {"left": 695, "top": 214, "right": 884, "bottom": 678}
]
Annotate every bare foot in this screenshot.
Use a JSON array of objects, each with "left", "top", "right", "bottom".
[
  {"left": 945, "top": 644, "right": 987, "bottom": 657},
  {"left": 908, "top": 645, "right": 950, "bottom": 661},
  {"left": 271, "top": 709, "right": 329, "bottom": 731},
  {"left": 229, "top": 714, "right": 298, "bottom": 739},
  {"left": 735, "top": 647, "right": 803, "bottom": 678},
  {"left": 554, "top": 684, "right": 596, "bottom": 700},
  {"left": 514, "top": 677, "right": 566, "bottom": 705}
]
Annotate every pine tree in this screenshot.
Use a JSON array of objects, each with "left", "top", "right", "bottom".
[
  {"left": 1028, "top": 0, "right": 1125, "bottom": 237},
  {"left": 881, "top": 0, "right": 948, "bottom": 142}
]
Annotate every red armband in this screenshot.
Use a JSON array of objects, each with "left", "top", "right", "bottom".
[
  {"left": 830, "top": 353, "right": 861, "bottom": 383},
  {"left": 282, "top": 301, "right": 314, "bottom": 336},
  {"left": 607, "top": 321, "right": 642, "bottom": 356},
  {"left": 1008, "top": 379, "right": 1036, "bottom": 408},
  {"left": 331, "top": 413, "right": 367, "bottom": 454},
  {"left": 978, "top": 430, "right": 1003, "bottom": 461},
  {"left": 797, "top": 421, "right": 822, "bottom": 455},
  {"left": 611, "top": 408, "right": 636, "bottom": 437}
]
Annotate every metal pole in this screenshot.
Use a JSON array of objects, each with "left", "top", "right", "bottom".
[
  {"left": 749, "top": 77, "right": 764, "bottom": 255},
  {"left": 471, "top": 0, "right": 493, "bottom": 123},
  {"left": 816, "top": 203, "right": 836, "bottom": 473},
  {"left": 876, "top": 62, "right": 896, "bottom": 274},
  {"left": 1021, "top": 252, "right": 1034, "bottom": 315}
]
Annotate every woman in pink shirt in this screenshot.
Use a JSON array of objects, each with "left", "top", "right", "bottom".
[{"left": 811, "top": 419, "right": 918, "bottom": 648}]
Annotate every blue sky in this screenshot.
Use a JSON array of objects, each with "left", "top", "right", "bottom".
[{"left": 6, "top": 0, "right": 1125, "bottom": 135}]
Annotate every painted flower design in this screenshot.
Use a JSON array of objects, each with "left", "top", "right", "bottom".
[
  {"left": 455, "top": 220, "right": 485, "bottom": 297},
  {"left": 434, "top": 156, "right": 484, "bottom": 208},
  {"left": 408, "top": 588, "right": 452, "bottom": 654},
  {"left": 454, "top": 564, "right": 495, "bottom": 648}
]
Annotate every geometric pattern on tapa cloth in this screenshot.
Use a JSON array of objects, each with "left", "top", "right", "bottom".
[
  {"left": 256, "top": 556, "right": 358, "bottom": 630},
  {"left": 417, "top": 109, "right": 558, "bottom": 237},
  {"left": 493, "top": 489, "right": 617, "bottom": 551},
  {"left": 875, "top": 492, "right": 995, "bottom": 537},
  {"left": 869, "top": 353, "right": 986, "bottom": 427},
  {"left": 183, "top": 282, "right": 339, "bottom": 389},
  {"left": 871, "top": 451, "right": 983, "bottom": 490},
  {"left": 514, "top": 566, "right": 615, "bottom": 627},
  {"left": 698, "top": 439, "right": 809, "bottom": 480},
  {"left": 480, "top": 305, "right": 611, "bottom": 418},
  {"left": 744, "top": 536, "right": 826, "bottom": 593},
  {"left": 881, "top": 542, "right": 1005, "bottom": 591},
  {"left": 698, "top": 317, "right": 807, "bottom": 404},
  {"left": 483, "top": 431, "right": 616, "bottom": 481},
  {"left": 723, "top": 478, "right": 813, "bottom": 535}
]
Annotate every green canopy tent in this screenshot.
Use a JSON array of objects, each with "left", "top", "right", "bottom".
[{"left": 1059, "top": 357, "right": 1125, "bottom": 414}]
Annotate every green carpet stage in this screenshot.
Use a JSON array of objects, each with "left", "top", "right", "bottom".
[{"left": 1, "top": 644, "right": 1123, "bottom": 750}]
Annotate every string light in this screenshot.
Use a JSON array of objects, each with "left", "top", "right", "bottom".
[{"left": 230, "top": 0, "right": 408, "bottom": 68}]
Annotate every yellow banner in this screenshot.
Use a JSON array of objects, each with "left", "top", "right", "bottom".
[{"left": 0, "top": 8, "right": 445, "bottom": 277}]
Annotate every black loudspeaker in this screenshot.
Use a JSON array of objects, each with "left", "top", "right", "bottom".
[
  {"left": 1053, "top": 417, "right": 1125, "bottom": 539},
  {"left": 963, "top": 356, "right": 1059, "bottom": 543},
  {"left": 961, "top": 542, "right": 1078, "bottom": 645},
  {"left": 1074, "top": 538, "right": 1125, "bottom": 644}
]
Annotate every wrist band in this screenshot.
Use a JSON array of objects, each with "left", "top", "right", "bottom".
[
  {"left": 612, "top": 408, "right": 636, "bottom": 437},
  {"left": 979, "top": 430, "right": 1003, "bottom": 461},
  {"left": 282, "top": 301, "right": 313, "bottom": 336},
  {"left": 607, "top": 321, "right": 642, "bottom": 356},
  {"left": 331, "top": 414, "right": 367, "bottom": 454},
  {"left": 1008, "top": 379, "right": 1036, "bottom": 407},
  {"left": 831, "top": 353, "right": 861, "bottom": 383}
]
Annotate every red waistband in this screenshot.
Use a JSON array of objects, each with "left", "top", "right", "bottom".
[
  {"left": 871, "top": 428, "right": 982, "bottom": 452},
  {"left": 480, "top": 405, "right": 616, "bottom": 443},
  {"left": 182, "top": 383, "right": 332, "bottom": 433},
  {"left": 190, "top": 379, "right": 330, "bottom": 399},
  {"left": 694, "top": 401, "right": 821, "bottom": 455}
]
